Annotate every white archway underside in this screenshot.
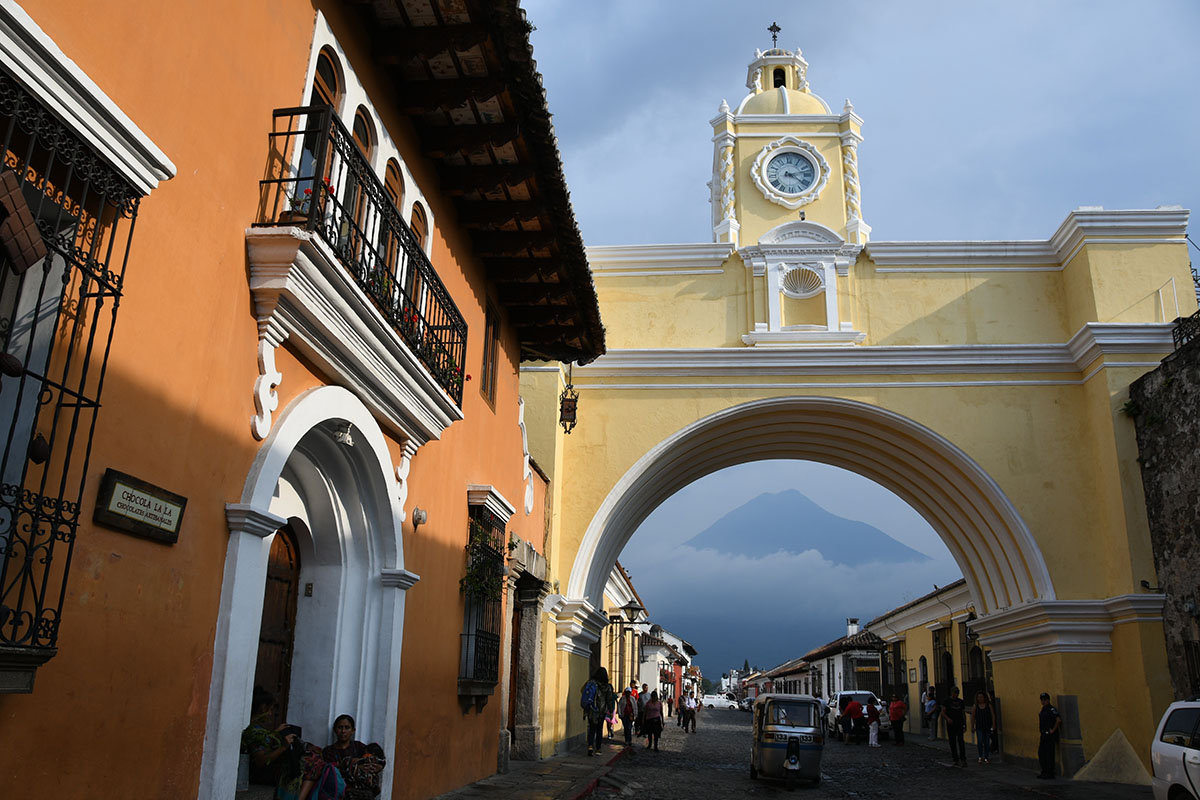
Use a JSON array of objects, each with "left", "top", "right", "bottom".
[{"left": 569, "top": 396, "right": 1054, "bottom": 618}]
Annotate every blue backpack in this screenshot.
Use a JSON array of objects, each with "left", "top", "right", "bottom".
[{"left": 581, "top": 680, "right": 598, "bottom": 714}]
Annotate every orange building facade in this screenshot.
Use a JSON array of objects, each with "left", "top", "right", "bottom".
[{"left": 0, "top": 1, "right": 601, "bottom": 797}]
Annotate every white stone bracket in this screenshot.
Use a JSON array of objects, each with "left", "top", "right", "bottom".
[
  {"left": 517, "top": 398, "right": 534, "bottom": 515},
  {"left": 251, "top": 319, "right": 287, "bottom": 441}
]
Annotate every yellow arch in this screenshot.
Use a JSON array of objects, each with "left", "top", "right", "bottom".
[{"left": 566, "top": 395, "right": 1054, "bottom": 617}]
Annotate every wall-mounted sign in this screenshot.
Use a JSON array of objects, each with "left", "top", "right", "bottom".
[
  {"left": 93, "top": 469, "right": 188, "bottom": 544},
  {"left": 909, "top": 668, "right": 917, "bottom": 683}
]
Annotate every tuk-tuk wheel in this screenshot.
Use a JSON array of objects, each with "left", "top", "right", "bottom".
[
  {"left": 811, "top": 775, "right": 822, "bottom": 788},
  {"left": 749, "top": 763, "right": 757, "bottom": 780},
  {"left": 785, "top": 771, "right": 796, "bottom": 791}
]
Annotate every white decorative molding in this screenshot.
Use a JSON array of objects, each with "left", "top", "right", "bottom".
[
  {"left": 394, "top": 439, "right": 417, "bottom": 522},
  {"left": 780, "top": 264, "right": 825, "bottom": 299},
  {"left": 588, "top": 242, "right": 735, "bottom": 274},
  {"left": 380, "top": 568, "right": 420, "bottom": 590},
  {"left": 741, "top": 329, "right": 867, "bottom": 347},
  {"left": 751, "top": 136, "right": 831, "bottom": 210},
  {"left": 251, "top": 333, "right": 285, "bottom": 441},
  {"left": 467, "top": 484, "right": 517, "bottom": 523},
  {"left": 225, "top": 504, "right": 288, "bottom": 539},
  {"left": 971, "top": 594, "right": 1166, "bottom": 661},
  {"left": 0, "top": 1, "right": 176, "bottom": 195},
  {"left": 575, "top": 322, "right": 1175, "bottom": 377},
  {"left": 867, "top": 207, "right": 1189, "bottom": 269},
  {"left": 551, "top": 597, "right": 607, "bottom": 657},
  {"left": 246, "top": 227, "right": 463, "bottom": 448},
  {"left": 517, "top": 398, "right": 535, "bottom": 516},
  {"left": 565, "top": 396, "right": 1054, "bottom": 618},
  {"left": 866, "top": 581, "right": 973, "bottom": 639}
]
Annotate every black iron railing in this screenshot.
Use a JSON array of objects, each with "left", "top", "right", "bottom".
[
  {"left": 459, "top": 506, "right": 504, "bottom": 688},
  {"left": 0, "top": 67, "right": 140, "bottom": 680},
  {"left": 1174, "top": 310, "right": 1200, "bottom": 350},
  {"left": 256, "top": 106, "right": 466, "bottom": 404}
]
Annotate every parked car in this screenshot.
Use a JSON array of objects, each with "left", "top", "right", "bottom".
[
  {"left": 701, "top": 693, "right": 738, "bottom": 709},
  {"left": 1151, "top": 698, "right": 1200, "bottom": 800},
  {"left": 826, "top": 690, "right": 891, "bottom": 741}
]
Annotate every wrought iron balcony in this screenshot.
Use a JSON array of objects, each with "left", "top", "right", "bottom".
[
  {"left": 256, "top": 106, "right": 467, "bottom": 405},
  {"left": 0, "top": 68, "right": 140, "bottom": 690}
]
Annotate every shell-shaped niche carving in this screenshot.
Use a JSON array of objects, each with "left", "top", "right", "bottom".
[{"left": 781, "top": 264, "right": 825, "bottom": 299}]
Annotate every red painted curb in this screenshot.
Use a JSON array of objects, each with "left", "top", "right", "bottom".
[{"left": 569, "top": 746, "right": 633, "bottom": 798}]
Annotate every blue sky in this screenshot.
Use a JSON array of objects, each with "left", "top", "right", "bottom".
[{"left": 521, "top": 1, "right": 1200, "bottom": 677}]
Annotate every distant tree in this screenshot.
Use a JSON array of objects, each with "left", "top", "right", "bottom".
[
  {"left": 743, "top": 658, "right": 750, "bottom": 672},
  {"left": 701, "top": 677, "right": 715, "bottom": 694}
]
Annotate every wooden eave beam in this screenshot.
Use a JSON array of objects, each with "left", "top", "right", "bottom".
[
  {"left": 377, "top": 24, "right": 490, "bottom": 61},
  {"left": 455, "top": 200, "right": 548, "bottom": 226},
  {"left": 422, "top": 123, "right": 519, "bottom": 157},
  {"left": 497, "top": 283, "right": 572, "bottom": 305},
  {"left": 484, "top": 257, "right": 560, "bottom": 282},
  {"left": 509, "top": 307, "right": 581, "bottom": 327},
  {"left": 471, "top": 230, "right": 556, "bottom": 256},
  {"left": 396, "top": 78, "right": 508, "bottom": 114},
  {"left": 436, "top": 164, "right": 535, "bottom": 193}
]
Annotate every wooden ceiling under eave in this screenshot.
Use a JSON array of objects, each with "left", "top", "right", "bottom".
[{"left": 353, "top": 0, "right": 606, "bottom": 365}]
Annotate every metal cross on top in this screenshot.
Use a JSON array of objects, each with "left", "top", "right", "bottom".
[{"left": 768, "top": 22, "right": 781, "bottom": 47}]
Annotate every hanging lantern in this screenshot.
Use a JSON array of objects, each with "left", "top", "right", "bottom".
[{"left": 559, "top": 364, "right": 579, "bottom": 434}]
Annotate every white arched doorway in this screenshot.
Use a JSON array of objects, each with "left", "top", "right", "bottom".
[
  {"left": 198, "top": 386, "right": 418, "bottom": 800},
  {"left": 562, "top": 396, "right": 1054, "bottom": 647}
]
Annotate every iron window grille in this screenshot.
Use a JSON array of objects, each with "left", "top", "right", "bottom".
[
  {"left": 459, "top": 505, "right": 504, "bottom": 698},
  {"left": 0, "top": 67, "right": 140, "bottom": 686},
  {"left": 255, "top": 105, "right": 467, "bottom": 404}
]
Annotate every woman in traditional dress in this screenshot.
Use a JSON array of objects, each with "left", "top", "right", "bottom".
[{"left": 320, "top": 714, "right": 387, "bottom": 799}]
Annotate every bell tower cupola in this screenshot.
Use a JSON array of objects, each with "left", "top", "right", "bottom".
[{"left": 708, "top": 24, "right": 871, "bottom": 347}]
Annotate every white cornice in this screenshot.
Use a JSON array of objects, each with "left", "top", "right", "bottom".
[
  {"left": 867, "top": 583, "right": 972, "bottom": 638},
  {"left": 741, "top": 329, "right": 866, "bottom": 347},
  {"left": 0, "top": 1, "right": 175, "bottom": 194},
  {"left": 588, "top": 242, "right": 735, "bottom": 274},
  {"left": 732, "top": 114, "right": 844, "bottom": 125},
  {"left": 551, "top": 598, "right": 607, "bottom": 657},
  {"left": 467, "top": 484, "right": 517, "bottom": 523},
  {"left": 867, "top": 208, "right": 1189, "bottom": 268},
  {"left": 379, "top": 568, "right": 421, "bottom": 590},
  {"left": 969, "top": 594, "right": 1165, "bottom": 661},
  {"left": 246, "top": 227, "right": 463, "bottom": 447},
  {"left": 576, "top": 323, "right": 1174, "bottom": 378}
]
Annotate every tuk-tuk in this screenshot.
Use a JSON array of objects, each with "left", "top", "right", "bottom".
[{"left": 750, "top": 694, "right": 823, "bottom": 788}]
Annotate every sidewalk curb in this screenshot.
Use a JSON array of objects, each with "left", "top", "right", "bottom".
[{"left": 567, "top": 744, "right": 633, "bottom": 799}]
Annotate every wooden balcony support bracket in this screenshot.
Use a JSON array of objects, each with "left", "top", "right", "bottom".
[{"left": 422, "top": 123, "right": 520, "bottom": 158}]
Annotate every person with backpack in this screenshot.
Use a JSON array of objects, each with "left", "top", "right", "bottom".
[{"left": 581, "top": 667, "right": 615, "bottom": 756}]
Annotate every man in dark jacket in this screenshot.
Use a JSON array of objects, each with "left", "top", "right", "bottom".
[{"left": 1036, "top": 692, "right": 1062, "bottom": 778}]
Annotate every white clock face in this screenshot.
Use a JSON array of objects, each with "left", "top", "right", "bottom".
[{"left": 766, "top": 152, "right": 816, "bottom": 195}]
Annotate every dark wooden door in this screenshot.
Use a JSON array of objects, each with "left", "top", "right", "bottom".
[{"left": 255, "top": 525, "right": 301, "bottom": 720}]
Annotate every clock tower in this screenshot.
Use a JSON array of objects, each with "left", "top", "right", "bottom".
[{"left": 709, "top": 42, "right": 870, "bottom": 345}]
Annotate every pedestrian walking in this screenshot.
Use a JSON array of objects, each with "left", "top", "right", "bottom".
[
  {"left": 580, "top": 667, "right": 615, "bottom": 757},
  {"left": 971, "top": 691, "right": 997, "bottom": 763},
  {"left": 617, "top": 687, "right": 637, "bottom": 747},
  {"left": 635, "top": 683, "right": 648, "bottom": 735},
  {"left": 666, "top": 695, "right": 673, "bottom": 718},
  {"left": 866, "top": 698, "right": 881, "bottom": 747},
  {"left": 682, "top": 691, "right": 698, "bottom": 732},
  {"left": 643, "top": 691, "right": 664, "bottom": 751},
  {"left": 924, "top": 687, "right": 939, "bottom": 741},
  {"left": 1036, "top": 692, "right": 1062, "bottom": 779},
  {"left": 941, "top": 686, "right": 967, "bottom": 766},
  {"left": 888, "top": 693, "right": 907, "bottom": 746}
]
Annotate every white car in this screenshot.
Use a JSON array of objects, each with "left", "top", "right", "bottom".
[
  {"left": 826, "top": 690, "right": 891, "bottom": 740},
  {"left": 1152, "top": 699, "right": 1200, "bottom": 800},
  {"left": 700, "top": 693, "right": 738, "bottom": 709}
]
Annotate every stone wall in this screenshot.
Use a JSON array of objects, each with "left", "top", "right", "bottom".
[{"left": 1130, "top": 330, "right": 1200, "bottom": 699}]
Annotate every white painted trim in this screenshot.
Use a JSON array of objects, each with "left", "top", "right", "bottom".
[
  {"left": 970, "top": 594, "right": 1165, "bottom": 660},
  {"left": 0, "top": 0, "right": 175, "bottom": 194},
  {"left": 751, "top": 137, "right": 831, "bottom": 210},
  {"left": 867, "top": 208, "right": 1189, "bottom": 268},
  {"left": 576, "top": 323, "right": 1174, "bottom": 378},
  {"left": 551, "top": 598, "right": 607, "bottom": 656},
  {"left": 247, "top": 227, "right": 463, "bottom": 446},
  {"left": 741, "top": 329, "right": 866, "bottom": 347},
  {"left": 467, "top": 484, "right": 517, "bottom": 523},
  {"left": 866, "top": 583, "right": 973, "bottom": 638},
  {"left": 593, "top": 269, "right": 726, "bottom": 278},
  {"left": 565, "top": 396, "right": 1055, "bottom": 644},
  {"left": 732, "top": 115, "right": 845, "bottom": 125},
  {"left": 199, "top": 387, "right": 411, "bottom": 800},
  {"left": 587, "top": 242, "right": 735, "bottom": 271}
]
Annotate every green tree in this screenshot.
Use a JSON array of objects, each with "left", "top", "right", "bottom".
[
  {"left": 701, "top": 677, "right": 714, "bottom": 694},
  {"left": 743, "top": 658, "right": 750, "bottom": 673}
]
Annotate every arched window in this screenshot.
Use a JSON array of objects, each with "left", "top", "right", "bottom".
[
  {"left": 384, "top": 159, "right": 404, "bottom": 210},
  {"left": 352, "top": 107, "right": 374, "bottom": 160},
  {"left": 410, "top": 202, "right": 428, "bottom": 250},
  {"left": 312, "top": 47, "right": 342, "bottom": 109},
  {"left": 773, "top": 68, "right": 786, "bottom": 89}
]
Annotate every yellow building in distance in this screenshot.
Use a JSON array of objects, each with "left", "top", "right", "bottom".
[{"left": 525, "top": 43, "right": 1191, "bottom": 776}]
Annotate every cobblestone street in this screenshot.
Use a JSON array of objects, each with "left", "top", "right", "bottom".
[{"left": 590, "top": 709, "right": 1151, "bottom": 799}]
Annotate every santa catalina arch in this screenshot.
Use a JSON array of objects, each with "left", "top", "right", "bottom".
[{"left": 526, "top": 43, "right": 1189, "bottom": 770}]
